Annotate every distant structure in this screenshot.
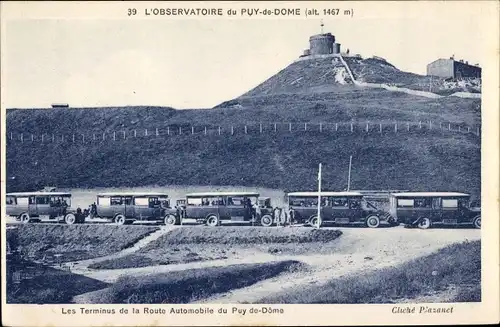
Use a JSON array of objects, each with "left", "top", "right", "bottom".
[
  {"left": 300, "top": 22, "right": 341, "bottom": 58},
  {"left": 427, "top": 58, "right": 481, "bottom": 79},
  {"left": 51, "top": 103, "right": 69, "bottom": 108}
]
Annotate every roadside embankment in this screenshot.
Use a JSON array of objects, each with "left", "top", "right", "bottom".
[{"left": 6, "top": 224, "right": 160, "bottom": 262}]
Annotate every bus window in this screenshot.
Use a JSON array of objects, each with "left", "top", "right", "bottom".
[
  {"left": 331, "top": 197, "right": 348, "bottom": 207},
  {"left": 227, "top": 197, "right": 244, "bottom": 206},
  {"left": 6, "top": 196, "right": 16, "bottom": 205},
  {"left": 110, "top": 197, "right": 123, "bottom": 205},
  {"left": 134, "top": 197, "right": 149, "bottom": 206},
  {"left": 442, "top": 199, "right": 458, "bottom": 208},
  {"left": 17, "top": 197, "right": 29, "bottom": 206},
  {"left": 397, "top": 199, "right": 414, "bottom": 208},
  {"left": 124, "top": 196, "right": 133, "bottom": 205},
  {"left": 36, "top": 196, "right": 50, "bottom": 205},
  {"left": 458, "top": 198, "right": 469, "bottom": 208},
  {"left": 349, "top": 198, "right": 361, "bottom": 209},
  {"left": 98, "top": 196, "right": 111, "bottom": 206},
  {"left": 414, "top": 198, "right": 431, "bottom": 208},
  {"left": 187, "top": 197, "right": 202, "bottom": 206}
]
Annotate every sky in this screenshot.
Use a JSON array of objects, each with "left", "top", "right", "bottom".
[{"left": 2, "top": 1, "right": 496, "bottom": 109}]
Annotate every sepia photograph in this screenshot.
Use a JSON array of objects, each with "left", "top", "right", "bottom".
[{"left": 1, "top": 1, "right": 499, "bottom": 326}]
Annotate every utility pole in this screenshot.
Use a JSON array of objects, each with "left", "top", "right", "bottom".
[
  {"left": 317, "top": 163, "right": 322, "bottom": 229},
  {"left": 347, "top": 156, "right": 353, "bottom": 191}
]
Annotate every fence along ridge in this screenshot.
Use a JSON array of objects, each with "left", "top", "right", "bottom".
[{"left": 8, "top": 120, "right": 481, "bottom": 143}]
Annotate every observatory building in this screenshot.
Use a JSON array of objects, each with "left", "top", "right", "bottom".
[
  {"left": 307, "top": 33, "right": 341, "bottom": 55},
  {"left": 299, "top": 23, "right": 342, "bottom": 58}
]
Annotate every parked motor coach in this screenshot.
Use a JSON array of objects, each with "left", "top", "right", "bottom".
[
  {"left": 287, "top": 191, "right": 394, "bottom": 228},
  {"left": 389, "top": 192, "right": 481, "bottom": 229},
  {"left": 177, "top": 192, "right": 277, "bottom": 226},
  {"left": 92, "top": 192, "right": 178, "bottom": 225},
  {"left": 5, "top": 192, "right": 86, "bottom": 224}
]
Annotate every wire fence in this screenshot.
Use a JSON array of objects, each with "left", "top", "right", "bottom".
[{"left": 6, "top": 120, "right": 480, "bottom": 144}]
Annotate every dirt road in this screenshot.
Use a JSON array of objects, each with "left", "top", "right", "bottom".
[{"left": 69, "top": 226, "right": 479, "bottom": 303}]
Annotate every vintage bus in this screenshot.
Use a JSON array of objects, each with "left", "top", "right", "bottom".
[
  {"left": 92, "top": 192, "right": 179, "bottom": 225},
  {"left": 389, "top": 192, "right": 481, "bottom": 229},
  {"left": 178, "top": 192, "right": 276, "bottom": 226},
  {"left": 287, "top": 191, "right": 394, "bottom": 228},
  {"left": 5, "top": 192, "right": 85, "bottom": 224}
]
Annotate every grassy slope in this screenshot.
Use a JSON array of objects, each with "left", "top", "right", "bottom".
[
  {"left": 6, "top": 57, "right": 481, "bottom": 196},
  {"left": 6, "top": 130, "right": 481, "bottom": 199},
  {"left": 87, "top": 227, "right": 343, "bottom": 270},
  {"left": 7, "top": 259, "right": 109, "bottom": 304},
  {"left": 6, "top": 224, "right": 159, "bottom": 262},
  {"left": 260, "top": 240, "right": 481, "bottom": 304},
  {"left": 81, "top": 260, "right": 305, "bottom": 304},
  {"left": 343, "top": 57, "right": 482, "bottom": 95}
]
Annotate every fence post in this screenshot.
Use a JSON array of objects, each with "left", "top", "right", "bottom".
[
  {"left": 260, "top": 123, "right": 263, "bottom": 134},
  {"left": 218, "top": 126, "right": 221, "bottom": 135},
  {"left": 231, "top": 126, "right": 234, "bottom": 135},
  {"left": 304, "top": 123, "right": 307, "bottom": 131},
  {"left": 319, "top": 123, "right": 322, "bottom": 132},
  {"left": 156, "top": 128, "right": 159, "bottom": 136},
  {"left": 274, "top": 123, "right": 277, "bottom": 132},
  {"left": 31, "top": 134, "right": 34, "bottom": 142},
  {"left": 123, "top": 130, "right": 126, "bottom": 139},
  {"left": 467, "top": 127, "right": 470, "bottom": 133},
  {"left": 244, "top": 125, "right": 247, "bottom": 134},
  {"left": 113, "top": 131, "right": 116, "bottom": 141},
  {"left": 102, "top": 133, "right": 105, "bottom": 141},
  {"left": 62, "top": 135, "right": 65, "bottom": 142},
  {"left": 192, "top": 126, "right": 194, "bottom": 135},
  {"left": 10, "top": 132, "right": 12, "bottom": 140},
  {"left": 52, "top": 134, "right": 55, "bottom": 142},
  {"left": 20, "top": 133, "right": 23, "bottom": 143},
  {"left": 439, "top": 122, "right": 442, "bottom": 130},
  {"left": 179, "top": 127, "right": 182, "bottom": 135},
  {"left": 407, "top": 122, "right": 410, "bottom": 131},
  {"left": 289, "top": 123, "right": 292, "bottom": 132},
  {"left": 350, "top": 122, "right": 353, "bottom": 133},
  {"left": 379, "top": 123, "right": 382, "bottom": 133},
  {"left": 167, "top": 126, "right": 170, "bottom": 136},
  {"left": 72, "top": 134, "right": 75, "bottom": 142},
  {"left": 145, "top": 129, "right": 148, "bottom": 137},
  {"left": 419, "top": 121, "right": 422, "bottom": 129},
  {"left": 204, "top": 126, "right": 207, "bottom": 135},
  {"left": 41, "top": 134, "right": 44, "bottom": 142},
  {"left": 82, "top": 134, "right": 85, "bottom": 143},
  {"left": 429, "top": 121, "right": 432, "bottom": 130},
  {"left": 394, "top": 123, "right": 398, "bottom": 133},
  {"left": 335, "top": 123, "right": 338, "bottom": 132},
  {"left": 458, "top": 126, "right": 461, "bottom": 132},
  {"left": 365, "top": 123, "right": 369, "bottom": 132},
  {"left": 448, "top": 123, "right": 451, "bottom": 131},
  {"left": 134, "top": 130, "right": 137, "bottom": 138}
]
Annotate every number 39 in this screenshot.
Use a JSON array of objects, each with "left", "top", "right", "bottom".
[{"left": 128, "top": 8, "right": 137, "bottom": 16}]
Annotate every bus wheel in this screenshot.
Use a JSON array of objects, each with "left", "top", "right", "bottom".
[
  {"left": 473, "top": 216, "right": 481, "bottom": 229},
  {"left": 20, "top": 213, "right": 31, "bottom": 224},
  {"left": 206, "top": 215, "right": 219, "bottom": 227},
  {"left": 260, "top": 215, "right": 273, "bottom": 227},
  {"left": 309, "top": 216, "right": 322, "bottom": 228},
  {"left": 164, "top": 214, "right": 177, "bottom": 226},
  {"left": 64, "top": 213, "right": 76, "bottom": 225},
  {"left": 114, "top": 214, "right": 126, "bottom": 225},
  {"left": 417, "top": 217, "right": 431, "bottom": 229},
  {"left": 366, "top": 215, "right": 380, "bottom": 228}
]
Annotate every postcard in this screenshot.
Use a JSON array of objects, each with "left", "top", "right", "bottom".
[{"left": 1, "top": 1, "right": 499, "bottom": 326}]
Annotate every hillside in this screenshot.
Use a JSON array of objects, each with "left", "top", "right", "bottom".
[
  {"left": 343, "top": 57, "right": 481, "bottom": 95},
  {"left": 5, "top": 56, "right": 481, "bottom": 198}
]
